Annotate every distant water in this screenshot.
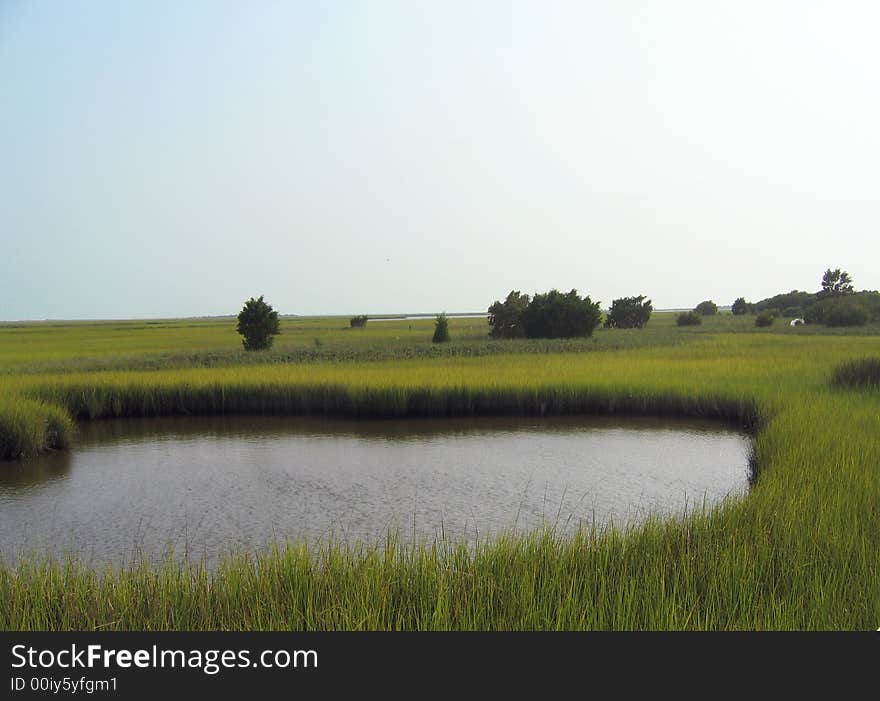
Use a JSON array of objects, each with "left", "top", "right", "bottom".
[
  {"left": 0, "top": 415, "right": 750, "bottom": 567},
  {"left": 369, "top": 313, "right": 489, "bottom": 322}
]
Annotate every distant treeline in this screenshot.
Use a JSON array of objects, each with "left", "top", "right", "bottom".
[{"left": 743, "top": 269, "right": 880, "bottom": 327}]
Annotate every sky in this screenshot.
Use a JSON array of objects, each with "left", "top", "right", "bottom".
[{"left": 2, "top": 1, "right": 879, "bottom": 320}]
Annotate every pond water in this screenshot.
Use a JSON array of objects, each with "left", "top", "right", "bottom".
[{"left": 0, "top": 415, "right": 751, "bottom": 566}]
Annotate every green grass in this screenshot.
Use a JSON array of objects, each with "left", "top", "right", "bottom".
[
  {"left": 8, "top": 311, "right": 862, "bottom": 375},
  {"left": 0, "top": 313, "right": 879, "bottom": 629}
]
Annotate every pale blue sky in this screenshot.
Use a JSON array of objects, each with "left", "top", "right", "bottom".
[{"left": 2, "top": 1, "right": 878, "bottom": 320}]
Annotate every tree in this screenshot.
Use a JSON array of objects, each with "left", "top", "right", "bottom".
[
  {"left": 820, "top": 268, "right": 854, "bottom": 298},
  {"left": 236, "top": 296, "right": 280, "bottom": 350},
  {"left": 350, "top": 315, "right": 368, "bottom": 328},
  {"left": 488, "top": 290, "right": 530, "bottom": 338},
  {"left": 432, "top": 312, "right": 450, "bottom": 343},
  {"left": 603, "top": 295, "right": 653, "bottom": 329},
  {"left": 731, "top": 297, "right": 748, "bottom": 315},
  {"left": 694, "top": 300, "right": 718, "bottom": 316},
  {"left": 519, "top": 289, "right": 602, "bottom": 339}
]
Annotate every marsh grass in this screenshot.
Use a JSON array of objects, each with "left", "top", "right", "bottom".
[
  {"left": 0, "top": 396, "right": 73, "bottom": 460},
  {"left": 831, "top": 357, "right": 880, "bottom": 389},
  {"left": 2, "top": 485, "right": 877, "bottom": 630}
]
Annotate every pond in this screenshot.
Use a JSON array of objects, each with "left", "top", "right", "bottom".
[{"left": 0, "top": 415, "right": 751, "bottom": 567}]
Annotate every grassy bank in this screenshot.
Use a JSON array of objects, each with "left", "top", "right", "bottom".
[
  {"left": 0, "top": 315, "right": 878, "bottom": 629},
  {"left": 0, "top": 395, "right": 74, "bottom": 460}
]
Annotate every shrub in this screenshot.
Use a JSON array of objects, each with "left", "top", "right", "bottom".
[
  {"left": 432, "top": 313, "right": 450, "bottom": 343},
  {"left": 676, "top": 311, "right": 702, "bottom": 326},
  {"left": 488, "top": 291, "right": 530, "bottom": 338},
  {"left": 731, "top": 297, "right": 748, "bottom": 315},
  {"left": 825, "top": 304, "right": 868, "bottom": 327},
  {"left": 236, "top": 296, "right": 281, "bottom": 351},
  {"left": 694, "top": 300, "right": 718, "bottom": 316},
  {"left": 755, "top": 312, "right": 774, "bottom": 327},
  {"left": 519, "top": 289, "right": 602, "bottom": 339},
  {"left": 604, "top": 295, "right": 653, "bottom": 329},
  {"left": 350, "top": 315, "right": 368, "bottom": 328},
  {"left": 805, "top": 298, "right": 868, "bottom": 327}
]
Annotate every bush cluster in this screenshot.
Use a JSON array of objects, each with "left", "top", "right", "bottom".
[
  {"left": 603, "top": 295, "right": 653, "bottom": 329},
  {"left": 488, "top": 289, "right": 602, "bottom": 339},
  {"left": 805, "top": 298, "right": 868, "bottom": 327},
  {"left": 752, "top": 269, "right": 879, "bottom": 326}
]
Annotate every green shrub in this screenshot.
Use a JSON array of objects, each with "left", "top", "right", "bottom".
[
  {"left": 488, "top": 291, "right": 530, "bottom": 338},
  {"left": 805, "top": 298, "right": 868, "bottom": 327},
  {"left": 350, "top": 315, "right": 368, "bottom": 328},
  {"left": 519, "top": 289, "right": 602, "bottom": 339},
  {"left": 731, "top": 297, "right": 748, "bottom": 315},
  {"left": 236, "top": 296, "right": 281, "bottom": 350},
  {"left": 755, "top": 312, "right": 774, "bottom": 327},
  {"left": 694, "top": 300, "right": 718, "bottom": 316},
  {"left": 676, "top": 311, "right": 702, "bottom": 326},
  {"left": 826, "top": 304, "right": 868, "bottom": 327},
  {"left": 432, "top": 313, "right": 450, "bottom": 343},
  {"left": 604, "top": 295, "right": 653, "bottom": 329}
]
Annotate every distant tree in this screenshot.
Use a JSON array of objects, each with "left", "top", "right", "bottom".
[
  {"left": 860, "top": 290, "right": 880, "bottom": 321},
  {"left": 350, "top": 315, "right": 368, "bottom": 328},
  {"left": 754, "top": 290, "right": 815, "bottom": 314},
  {"left": 432, "top": 312, "right": 450, "bottom": 343},
  {"left": 519, "top": 289, "right": 602, "bottom": 339},
  {"left": 731, "top": 297, "right": 749, "bottom": 316},
  {"left": 676, "top": 311, "right": 702, "bottom": 327},
  {"left": 603, "top": 295, "right": 653, "bottom": 329},
  {"left": 488, "top": 290, "right": 531, "bottom": 339},
  {"left": 694, "top": 300, "right": 718, "bottom": 316},
  {"left": 820, "top": 268, "right": 854, "bottom": 298},
  {"left": 236, "top": 296, "right": 280, "bottom": 350}
]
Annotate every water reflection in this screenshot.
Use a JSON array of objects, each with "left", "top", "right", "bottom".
[{"left": 0, "top": 450, "right": 71, "bottom": 489}]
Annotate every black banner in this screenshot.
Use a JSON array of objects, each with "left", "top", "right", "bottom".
[{"left": 2, "top": 631, "right": 876, "bottom": 697}]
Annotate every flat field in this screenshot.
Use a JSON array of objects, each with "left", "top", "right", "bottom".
[{"left": 0, "top": 313, "right": 878, "bottom": 629}]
